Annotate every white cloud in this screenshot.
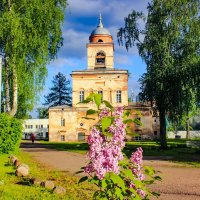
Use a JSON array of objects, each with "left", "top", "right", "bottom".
[
  {"left": 67, "top": 0, "right": 105, "bottom": 16},
  {"left": 57, "top": 29, "right": 89, "bottom": 58}
]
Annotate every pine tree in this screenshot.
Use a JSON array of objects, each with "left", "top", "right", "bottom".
[{"left": 44, "top": 72, "right": 72, "bottom": 108}]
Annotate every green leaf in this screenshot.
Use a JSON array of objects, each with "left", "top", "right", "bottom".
[
  {"left": 154, "top": 176, "right": 162, "bottom": 181},
  {"left": 94, "top": 93, "right": 102, "bottom": 107},
  {"left": 101, "top": 117, "right": 113, "bottom": 133},
  {"left": 75, "top": 170, "right": 84, "bottom": 174},
  {"left": 129, "top": 188, "right": 141, "bottom": 200},
  {"left": 123, "top": 119, "right": 134, "bottom": 124},
  {"left": 102, "top": 100, "right": 113, "bottom": 110},
  {"left": 123, "top": 169, "right": 133, "bottom": 178},
  {"left": 110, "top": 173, "right": 126, "bottom": 192},
  {"left": 144, "top": 166, "right": 155, "bottom": 176},
  {"left": 133, "top": 118, "right": 142, "bottom": 126},
  {"left": 152, "top": 191, "right": 160, "bottom": 197},
  {"left": 82, "top": 117, "right": 95, "bottom": 120},
  {"left": 101, "top": 179, "right": 107, "bottom": 189},
  {"left": 115, "top": 187, "right": 124, "bottom": 200},
  {"left": 123, "top": 110, "right": 131, "bottom": 118},
  {"left": 78, "top": 176, "right": 88, "bottom": 184},
  {"left": 86, "top": 109, "right": 97, "bottom": 116}
]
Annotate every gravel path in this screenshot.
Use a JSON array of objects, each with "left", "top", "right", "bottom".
[{"left": 21, "top": 141, "right": 200, "bottom": 200}]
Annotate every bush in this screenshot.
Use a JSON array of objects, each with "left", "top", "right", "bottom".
[{"left": 0, "top": 113, "right": 22, "bottom": 153}]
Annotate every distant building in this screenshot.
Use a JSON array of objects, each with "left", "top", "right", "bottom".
[
  {"left": 48, "top": 15, "right": 159, "bottom": 142},
  {"left": 22, "top": 119, "right": 49, "bottom": 140}
]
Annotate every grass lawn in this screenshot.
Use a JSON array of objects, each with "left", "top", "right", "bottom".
[
  {"left": 40, "top": 139, "right": 200, "bottom": 167},
  {"left": 0, "top": 151, "right": 93, "bottom": 200}
]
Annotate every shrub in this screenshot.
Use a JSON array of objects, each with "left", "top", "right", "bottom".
[
  {"left": 0, "top": 113, "right": 22, "bottom": 154},
  {"left": 78, "top": 94, "right": 161, "bottom": 200}
]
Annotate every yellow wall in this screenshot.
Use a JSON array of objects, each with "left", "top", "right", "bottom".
[{"left": 72, "top": 72, "right": 128, "bottom": 108}]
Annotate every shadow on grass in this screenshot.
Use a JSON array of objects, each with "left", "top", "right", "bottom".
[{"left": 21, "top": 141, "right": 200, "bottom": 165}]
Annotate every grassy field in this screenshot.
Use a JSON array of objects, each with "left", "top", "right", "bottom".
[
  {"left": 0, "top": 152, "right": 93, "bottom": 200},
  {"left": 40, "top": 139, "right": 200, "bottom": 167}
]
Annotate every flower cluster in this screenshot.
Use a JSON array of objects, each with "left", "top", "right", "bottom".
[
  {"left": 99, "top": 108, "right": 110, "bottom": 119},
  {"left": 84, "top": 107, "right": 126, "bottom": 180},
  {"left": 130, "top": 147, "right": 146, "bottom": 198}
]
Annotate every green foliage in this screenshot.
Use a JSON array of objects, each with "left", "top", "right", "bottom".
[
  {"left": 0, "top": 0, "right": 67, "bottom": 116},
  {"left": 44, "top": 72, "right": 72, "bottom": 108},
  {"left": 118, "top": 0, "right": 200, "bottom": 149},
  {"left": 0, "top": 113, "right": 22, "bottom": 154},
  {"left": 37, "top": 107, "right": 48, "bottom": 119}
]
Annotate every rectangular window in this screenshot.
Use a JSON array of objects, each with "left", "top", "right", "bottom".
[
  {"left": 79, "top": 91, "right": 84, "bottom": 102},
  {"left": 116, "top": 90, "right": 122, "bottom": 103},
  {"left": 36, "top": 125, "right": 38, "bottom": 128},
  {"left": 61, "top": 135, "right": 65, "bottom": 141},
  {"left": 98, "top": 91, "right": 103, "bottom": 100},
  {"left": 25, "top": 125, "right": 27, "bottom": 129},
  {"left": 61, "top": 118, "right": 65, "bottom": 126},
  {"left": 41, "top": 124, "right": 43, "bottom": 128}
]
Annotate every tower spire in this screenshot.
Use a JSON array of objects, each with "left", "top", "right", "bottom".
[{"left": 98, "top": 13, "right": 103, "bottom": 28}]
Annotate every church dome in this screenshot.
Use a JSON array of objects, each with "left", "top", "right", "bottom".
[{"left": 89, "top": 14, "right": 113, "bottom": 43}]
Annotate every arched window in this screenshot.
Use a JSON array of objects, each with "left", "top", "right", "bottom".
[
  {"left": 98, "top": 39, "right": 103, "bottom": 42},
  {"left": 116, "top": 90, "right": 122, "bottom": 103},
  {"left": 79, "top": 90, "right": 84, "bottom": 102},
  {"left": 96, "top": 52, "right": 105, "bottom": 65},
  {"left": 78, "top": 132, "right": 85, "bottom": 141}
]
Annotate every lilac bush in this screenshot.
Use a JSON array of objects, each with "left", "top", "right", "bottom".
[{"left": 78, "top": 94, "right": 160, "bottom": 200}]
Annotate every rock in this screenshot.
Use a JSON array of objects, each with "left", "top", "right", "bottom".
[
  {"left": 41, "top": 180, "right": 55, "bottom": 190},
  {"left": 14, "top": 159, "right": 21, "bottom": 168},
  {"left": 16, "top": 165, "right": 29, "bottom": 177},
  {"left": 30, "top": 177, "right": 42, "bottom": 186},
  {"left": 18, "top": 163, "right": 30, "bottom": 171},
  {"left": 10, "top": 155, "right": 17, "bottom": 164},
  {"left": 53, "top": 186, "right": 66, "bottom": 195}
]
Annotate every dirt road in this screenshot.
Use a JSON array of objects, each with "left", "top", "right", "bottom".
[{"left": 21, "top": 142, "right": 200, "bottom": 200}]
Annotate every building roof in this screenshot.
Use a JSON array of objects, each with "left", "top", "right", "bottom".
[
  {"left": 90, "top": 14, "right": 111, "bottom": 36},
  {"left": 71, "top": 69, "right": 128, "bottom": 75}
]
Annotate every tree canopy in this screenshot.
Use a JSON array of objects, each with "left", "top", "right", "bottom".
[
  {"left": 0, "top": 0, "right": 67, "bottom": 117},
  {"left": 118, "top": 0, "right": 200, "bottom": 149},
  {"left": 44, "top": 72, "right": 72, "bottom": 108}
]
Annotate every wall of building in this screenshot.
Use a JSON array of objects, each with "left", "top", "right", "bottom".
[
  {"left": 49, "top": 107, "right": 98, "bottom": 142},
  {"left": 168, "top": 131, "right": 200, "bottom": 139},
  {"left": 22, "top": 119, "right": 49, "bottom": 140},
  {"left": 48, "top": 104, "right": 160, "bottom": 142},
  {"left": 72, "top": 72, "right": 128, "bottom": 108}
]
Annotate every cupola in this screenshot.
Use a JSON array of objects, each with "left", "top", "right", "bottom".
[{"left": 89, "top": 14, "right": 113, "bottom": 43}]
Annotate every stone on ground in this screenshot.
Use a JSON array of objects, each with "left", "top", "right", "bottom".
[
  {"left": 53, "top": 186, "right": 66, "bottom": 195},
  {"left": 16, "top": 165, "right": 29, "bottom": 177},
  {"left": 41, "top": 180, "right": 55, "bottom": 190},
  {"left": 30, "top": 177, "right": 42, "bottom": 186},
  {"left": 14, "top": 159, "right": 21, "bottom": 168}
]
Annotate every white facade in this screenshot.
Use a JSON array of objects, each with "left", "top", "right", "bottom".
[
  {"left": 168, "top": 131, "right": 200, "bottom": 139},
  {"left": 22, "top": 119, "right": 49, "bottom": 140}
]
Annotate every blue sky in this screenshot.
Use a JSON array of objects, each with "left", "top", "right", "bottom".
[{"left": 39, "top": 0, "right": 149, "bottom": 106}]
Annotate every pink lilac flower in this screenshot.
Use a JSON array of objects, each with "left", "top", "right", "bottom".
[
  {"left": 99, "top": 108, "right": 110, "bottom": 119},
  {"left": 137, "top": 189, "right": 146, "bottom": 198},
  {"left": 130, "top": 147, "right": 145, "bottom": 181},
  {"left": 84, "top": 107, "right": 126, "bottom": 180}
]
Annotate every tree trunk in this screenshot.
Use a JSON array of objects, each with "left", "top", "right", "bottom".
[
  {"left": 186, "top": 118, "right": 190, "bottom": 139},
  {"left": 159, "top": 109, "right": 167, "bottom": 149},
  {"left": 5, "top": 59, "right": 11, "bottom": 112},
  {"left": 8, "top": 65, "right": 18, "bottom": 116}
]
